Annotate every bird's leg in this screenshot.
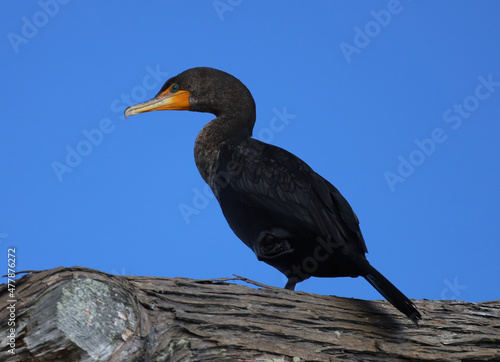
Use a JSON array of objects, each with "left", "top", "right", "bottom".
[
  {"left": 254, "top": 230, "right": 294, "bottom": 260},
  {"left": 284, "top": 279, "right": 296, "bottom": 291}
]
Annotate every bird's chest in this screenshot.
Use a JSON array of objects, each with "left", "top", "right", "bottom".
[
  {"left": 194, "top": 138, "right": 222, "bottom": 194},
  {"left": 215, "top": 181, "right": 266, "bottom": 248}
]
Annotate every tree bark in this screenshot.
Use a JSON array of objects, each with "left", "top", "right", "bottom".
[{"left": 0, "top": 267, "right": 498, "bottom": 361}]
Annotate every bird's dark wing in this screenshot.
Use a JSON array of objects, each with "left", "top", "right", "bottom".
[{"left": 216, "top": 138, "right": 367, "bottom": 253}]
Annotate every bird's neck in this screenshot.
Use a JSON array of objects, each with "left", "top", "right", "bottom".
[{"left": 194, "top": 115, "right": 253, "bottom": 188}]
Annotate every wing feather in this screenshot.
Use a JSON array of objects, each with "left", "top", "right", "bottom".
[{"left": 216, "top": 138, "right": 367, "bottom": 253}]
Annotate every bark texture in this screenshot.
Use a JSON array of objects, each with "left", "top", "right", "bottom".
[{"left": 0, "top": 266, "right": 498, "bottom": 361}]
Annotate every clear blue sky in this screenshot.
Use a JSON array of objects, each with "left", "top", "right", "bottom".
[{"left": 1, "top": 1, "right": 499, "bottom": 303}]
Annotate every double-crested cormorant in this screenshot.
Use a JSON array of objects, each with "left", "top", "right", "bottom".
[{"left": 125, "top": 67, "right": 421, "bottom": 323}]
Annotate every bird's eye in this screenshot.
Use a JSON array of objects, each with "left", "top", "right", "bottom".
[{"left": 171, "top": 84, "right": 179, "bottom": 92}]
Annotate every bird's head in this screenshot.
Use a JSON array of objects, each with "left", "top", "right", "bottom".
[{"left": 124, "top": 67, "right": 255, "bottom": 120}]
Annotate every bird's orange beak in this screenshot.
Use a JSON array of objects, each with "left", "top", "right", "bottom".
[{"left": 124, "top": 85, "right": 190, "bottom": 118}]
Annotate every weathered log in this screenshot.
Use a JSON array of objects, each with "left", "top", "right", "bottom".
[{"left": 0, "top": 266, "right": 498, "bottom": 361}]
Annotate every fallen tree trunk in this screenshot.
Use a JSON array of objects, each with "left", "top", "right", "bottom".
[{"left": 0, "top": 267, "right": 498, "bottom": 361}]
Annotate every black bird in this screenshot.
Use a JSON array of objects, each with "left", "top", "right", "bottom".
[{"left": 124, "top": 67, "right": 421, "bottom": 323}]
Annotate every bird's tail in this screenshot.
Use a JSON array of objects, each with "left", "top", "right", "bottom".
[{"left": 360, "top": 262, "right": 422, "bottom": 324}]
